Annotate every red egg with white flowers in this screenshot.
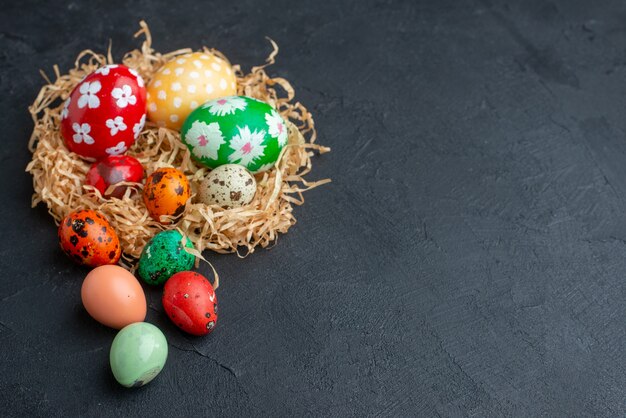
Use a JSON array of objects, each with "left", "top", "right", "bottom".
[{"left": 60, "top": 64, "right": 147, "bottom": 160}]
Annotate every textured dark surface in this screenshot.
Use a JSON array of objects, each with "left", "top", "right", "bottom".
[{"left": 1, "top": 0, "right": 625, "bottom": 416}]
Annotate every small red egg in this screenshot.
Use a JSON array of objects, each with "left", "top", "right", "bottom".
[
  {"left": 60, "top": 64, "right": 146, "bottom": 160},
  {"left": 86, "top": 155, "right": 144, "bottom": 198},
  {"left": 143, "top": 167, "right": 191, "bottom": 223},
  {"left": 58, "top": 209, "right": 121, "bottom": 267},
  {"left": 162, "top": 271, "right": 217, "bottom": 336}
]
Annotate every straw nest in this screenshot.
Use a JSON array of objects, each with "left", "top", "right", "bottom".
[{"left": 26, "top": 21, "right": 330, "bottom": 266}]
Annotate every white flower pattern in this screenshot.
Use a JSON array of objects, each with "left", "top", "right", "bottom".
[
  {"left": 228, "top": 126, "right": 266, "bottom": 167},
  {"left": 185, "top": 121, "right": 225, "bottom": 160},
  {"left": 105, "top": 116, "right": 127, "bottom": 136},
  {"left": 72, "top": 123, "right": 94, "bottom": 145},
  {"left": 133, "top": 114, "right": 146, "bottom": 139},
  {"left": 202, "top": 96, "right": 247, "bottom": 117},
  {"left": 111, "top": 85, "right": 137, "bottom": 108},
  {"left": 95, "top": 64, "right": 118, "bottom": 76},
  {"left": 128, "top": 68, "right": 144, "bottom": 88},
  {"left": 105, "top": 141, "right": 128, "bottom": 156},
  {"left": 77, "top": 81, "right": 101, "bottom": 109},
  {"left": 265, "top": 110, "right": 288, "bottom": 147},
  {"left": 61, "top": 98, "right": 71, "bottom": 119}
]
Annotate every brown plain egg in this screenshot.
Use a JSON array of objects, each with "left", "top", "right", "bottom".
[{"left": 81, "top": 265, "right": 147, "bottom": 329}]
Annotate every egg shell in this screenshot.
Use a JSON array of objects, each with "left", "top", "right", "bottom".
[
  {"left": 137, "top": 230, "right": 195, "bottom": 285},
  {"left": 86, "top": 155, "right": 144, "bottom": 199},
  {"left": 110, "top": 322, "right": 168, "bottom": 387},
  {"left": 162, "top": 271, "right": 218, "bottom": 336},
  {"left": 180, "top": 96, "right": 288, "bottom": 172},
  {"left": 60, "top": 64, "right": 147, "bottom": 160},
  {"left": 147, "top": 52, "right": 237, "bottom": 130},
  {"left": 58, "top": 209, "right": 121, "bottom": 267},
  {"left": 198, "top": 164, "right": 256, "bottom": 208},
  {"left": 142, "top": 167, "right": 191, "bottom": 223},
  {"left": 81, "top": 265, "right": 147, "bottom": 329}
]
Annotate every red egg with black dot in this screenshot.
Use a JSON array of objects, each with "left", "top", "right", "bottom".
[
  {"left": 86, "top": 155, "right": 144, "bottom": 199},
  {"left": 162, "top": 271, "right": 218, "bottom": 336},
  {"left": 58, "top": 209, "right": 121, "bottom": 267}
]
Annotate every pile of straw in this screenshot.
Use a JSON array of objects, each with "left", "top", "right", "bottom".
[{"left": 26, "top": 22, "right": 330, "bottom": 264}]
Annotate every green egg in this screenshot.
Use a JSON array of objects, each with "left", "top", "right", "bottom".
[
  {"left": 110, "top": 322, "right": 168, "bottom": 388},
  {"left": 138, "top": 230, "right": 195, "bottom": 285},
  {"left": 180, "top": 95, "right": 288, "bottom": 173}
]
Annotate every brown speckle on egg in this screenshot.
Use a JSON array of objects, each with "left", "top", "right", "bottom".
[{"left": 197, "top": 164, "right": 257, "bottom": 208}]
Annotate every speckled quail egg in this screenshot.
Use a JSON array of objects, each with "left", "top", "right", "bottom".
[{"left": 197, "top": 164, "right": 256, "bottom": 208}]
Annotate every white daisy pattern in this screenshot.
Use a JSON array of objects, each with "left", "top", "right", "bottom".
[
  {"left": 77, "top": 81, "right": 101, "bottom": 109},
  {"left": 185, "top": 121, "right": 225, "bottom": 160},
  {"left": 111, "top": 85, "right": 137, "bottom": 108},
  {"left": 265, "top": 110, "right": 288, "bottom": 146},
  {"left": 133, "top": 114, "right": 146, "bottom": 139},
  {"left": 95, "top": 64, "right": 118, "bottom": 76},
  {"left": 202, "top": 96, "right": 247, "bottom": 117},
  {"left": 128, "top": 68, "right": 145, "bottom": 88},
  {"left": 228, "top": 126, "right": 266, "bottom": 167},
  {"left": 61, "top": 98, "right": 71, "bottom": 119},
  {"left": 105, "top": 116, "right": 127, "bottom": 136},
  {"left": 72, "top": 123, "right": 94, "bottom": 145},
  {"left": 105, "top": 141, "right": 128, "bottom": 156}
]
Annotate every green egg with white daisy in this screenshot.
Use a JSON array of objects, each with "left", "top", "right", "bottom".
[{"left": 180, "top": 95, "right": 288, "bottom": 173}]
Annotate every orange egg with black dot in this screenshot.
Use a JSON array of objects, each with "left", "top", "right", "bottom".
[
  {"left": 146, "top": 52, "right": 237, "bottom": 130},
  {"left": 142, "top": 167, "right": 191, "bottom": 224}
]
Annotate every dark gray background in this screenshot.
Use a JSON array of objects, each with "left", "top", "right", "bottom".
[{"left": 1, "top": 0, "right": 625, "bottom": 416}]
